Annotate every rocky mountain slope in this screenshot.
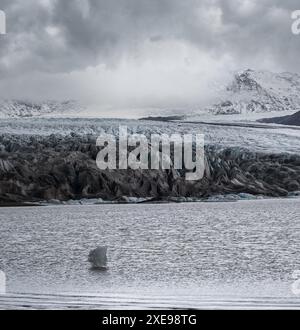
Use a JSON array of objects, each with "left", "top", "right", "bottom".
[
  {"left": 259, "top": 111, "right": 300, "bottom": 126},
  {"left": 208, "top": 69, "right": 300, "bottom": 115}
]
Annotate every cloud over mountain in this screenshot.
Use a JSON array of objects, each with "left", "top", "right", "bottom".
[{"left": 0, "top": 0, "right": 299, "bottom": 109}]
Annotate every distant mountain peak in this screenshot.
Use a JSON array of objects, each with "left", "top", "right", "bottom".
[
  {"left": 208, "top": 69, "right": 300, "bottom": 115},
  {"left": 0, "top": 99, "right": 83, "bottom": 118},
  {"left": 228, "top": 69, "right": 263, "bottom": 93}
]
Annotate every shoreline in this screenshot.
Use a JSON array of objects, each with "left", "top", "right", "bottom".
[{"left": 1, "top": 193, "right": 299, "bottom": 208}]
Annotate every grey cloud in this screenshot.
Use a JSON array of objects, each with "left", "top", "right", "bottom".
[
  {"left": 0, "top": 0, "right": 297, "bottom": 73},
  {"left": 0, "top": 0, "right": 300, "bottom": 106}
]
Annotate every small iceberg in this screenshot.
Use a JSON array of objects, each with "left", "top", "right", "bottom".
[
  {"left": 0, "top": 270, "right": 6, "bottom": 294},
  {"left": 88, "top": 247, "right": 108, "bottom": 270}
]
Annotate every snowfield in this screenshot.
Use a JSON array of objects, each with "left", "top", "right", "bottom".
[{"left": 0, "top": 117, "right": 299, "bottom": 155}]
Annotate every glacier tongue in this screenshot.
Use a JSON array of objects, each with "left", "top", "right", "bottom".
[{"left": 0, "top": 133, "right": 299, "bottom": 204}]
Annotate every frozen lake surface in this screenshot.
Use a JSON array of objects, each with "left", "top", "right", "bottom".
[{"left": 0, "top": 199, "right": 300, "bottom": 309}]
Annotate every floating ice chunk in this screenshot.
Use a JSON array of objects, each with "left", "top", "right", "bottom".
[
  {"left": 88, "top": 247, "right": 108, "bottom": 269},
  {"left": 0, "top": 270, "right": 6, "bottom": 294}
]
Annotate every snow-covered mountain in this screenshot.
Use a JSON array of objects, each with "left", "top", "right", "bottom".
[
  {"left": 0, "top": 100, "right": 83, "bottom": 118},
  {"left": 1, "top": 69, "right": 300, "bottom": 119},
  {"left": 208, "top": 69, "right": 300, "bottom": 115}
]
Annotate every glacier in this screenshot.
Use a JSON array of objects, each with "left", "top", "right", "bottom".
[
  {"left": 0, "top": 117, "right": 299, "bottom": 204},
  {"left": 1, "top": 69, "right": 300, "bottom": 204}
]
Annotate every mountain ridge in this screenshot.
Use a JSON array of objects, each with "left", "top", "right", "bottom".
[
  {"left": 1, "top": 69, "right": 300, "bottom": 118},
  {"left": 0, "top": 100, "right": 83, "bottom": 118},
  {"left": 259, "top": 110, "right": 300, "bottom": 126}
]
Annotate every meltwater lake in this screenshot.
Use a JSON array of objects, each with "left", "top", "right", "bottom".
[{"left": 0, "top": 199, "right": 300, "bottom": 309}]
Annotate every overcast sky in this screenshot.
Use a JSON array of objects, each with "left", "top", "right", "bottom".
[{"left": 0, "top": 0, "right": 299, "bottom": 110}]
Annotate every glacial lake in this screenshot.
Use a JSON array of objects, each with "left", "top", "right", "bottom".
[{"left": 0, "top": 199, "right": 300, "bottom": 309}]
